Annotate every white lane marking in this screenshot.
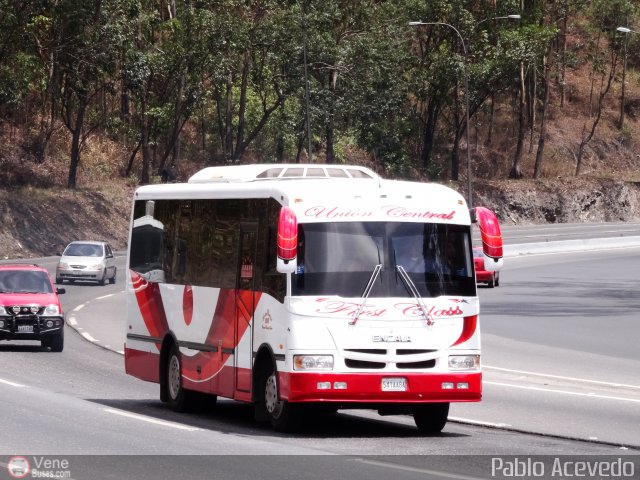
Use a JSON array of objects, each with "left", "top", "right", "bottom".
[
  {"left": 484, "top": 365, "right": 640, "bottom": 389},
  {"left": 485, "top": 381, "right": 640, "bottom": 404},
  {"left": 117, "top": 350, "right": 124, "bottom": 355},
  {"left": 505, "top": 244, "right": 640, "bottom": 260},
  {"left": 81, "top": 332, "right": 98, "bottom": 342},
  {"left": 96, "top": 293, "right": 117, "bottom": 300},
  {"left": 448, "top": 417, "right": 511, "bottom": 428},
  {"left": 68, "top": 316, "right": 78, "bottom": 326},
  {"left": 0, "top": 377, "right": 26, "bottom": 387},
  {"left": 104, "top": 408, "right": 201, "bottom": 431},
  {"left": 73, "top": 304, "right": 84, "bottom": 312},
  {"left": 353, "top": 458, "right": 488, "bottom": 480}
]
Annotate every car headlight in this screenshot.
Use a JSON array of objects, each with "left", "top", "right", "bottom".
[
  {"left": 57, "top": 262, "right": 69, "bottom": 270},
  {"left": 88, "top": 263, "right": 105, "bottom": 270},
  {"left": 448, "top": 355, "right": 480, "bottom": 371},
  {"left": 0, "top": 306, "right": 6, "bottom": 315},
  {"left": 293, "top": 355, "right": 334, "bottom": 371},
  {"left": 43, "top": 305, "right": 61, "bottom": 315}
]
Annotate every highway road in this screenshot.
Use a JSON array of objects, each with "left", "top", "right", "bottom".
[
  {"left": 474, "top": 220, "right": 640, "bottom": 246},
  {"left": 1, "top": 231, "right": 639, "bottom": 478}
]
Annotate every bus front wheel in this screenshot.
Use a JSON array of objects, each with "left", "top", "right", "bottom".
[
  {"left": 259, "top": 364, "right": 301, "bottom": 432},
  {"left": 412, "top": 402, "right": 449, "bottom": 434}
]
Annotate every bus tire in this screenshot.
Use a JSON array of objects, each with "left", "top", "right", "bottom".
[
  {"left": 412, "top": 402, "right": 449, "bottom": 434},
  {"left": 259, "top": 363, "right": 301, "bottom": 432},
  {"left": 165, "top": 344, "right": 195, "bottom": 412},
  {"left": 163, "top": 344, "right": 216, "bottom": 413}
]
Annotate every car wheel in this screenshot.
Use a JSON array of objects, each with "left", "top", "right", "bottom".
[
  {"left": 487, "top": 274, "right": 495, "bottom": 288},
  {"left": 49, "top": 330, "right": 64, "bottom": 353},
  {"left": 55, "top": 276, "right": 63, "bottom": 284},
  {"left": 109, "top": 268, "right": 117, "bottom": 285},
  {"left": 100, "top": 270, "right": 107, "bottom": 286},
  {"left": 495, "top": 272, "right": 500, "bottom": 287},
  {"left": 259, "top": 363, "right": 301, "bottom": 432},
  {"left": 412, "top": 402, "right": 449, "bottom": 434}
]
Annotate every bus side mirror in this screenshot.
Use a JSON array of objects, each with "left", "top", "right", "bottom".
[
  {"left": 473, "top": 206, "right": 504, "bottom": 272},
  {"left": 277, "top": 206, "right": 298, "bottom": 274}
]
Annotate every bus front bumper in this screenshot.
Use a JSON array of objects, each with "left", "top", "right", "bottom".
[{"left": 278, "top": 371, "right": 481, "bottom": 403}]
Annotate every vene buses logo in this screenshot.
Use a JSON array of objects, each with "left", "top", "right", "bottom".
[{"left": 7, "top": 456, "right": 30, "bottom": 479}]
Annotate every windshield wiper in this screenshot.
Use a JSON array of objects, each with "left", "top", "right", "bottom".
[
  {"left": 349, "top": 264, "right": 382, "bottom": 326},
  {"left": 396, "top": 265, "right": 434, "bottom": 326}
]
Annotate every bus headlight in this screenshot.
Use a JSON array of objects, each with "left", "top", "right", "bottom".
[
  {"left": 294, "top": 355, "right": 334, "bottom": 371},
  {"left": 448, "top": 355, "right": 480, "bottom": 371}
]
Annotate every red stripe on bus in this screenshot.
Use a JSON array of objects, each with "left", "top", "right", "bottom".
[{"left": 450, "top": 315, "right": 478, "bottom": 347}]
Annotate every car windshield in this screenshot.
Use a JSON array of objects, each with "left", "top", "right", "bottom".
[
  {"left": 0, "top": 270, "right": 53, "bottom": 294},
  {"left": 64, "top": 243, "right": 103, "bottom": 257},
  {"left": 293, "top": 222, "right": 475, "bottom": 298}
]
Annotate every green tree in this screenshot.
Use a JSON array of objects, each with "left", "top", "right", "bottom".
[{"left": 53, "top": 0, "right": 128, "bottom": 188}]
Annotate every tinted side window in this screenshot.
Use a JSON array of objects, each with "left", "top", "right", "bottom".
[{"left": 130, "top": 198, "right": 285, "bottom": 302}]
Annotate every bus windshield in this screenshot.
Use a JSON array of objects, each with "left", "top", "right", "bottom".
[{"left": 293, "top": 222, "right": 475, "bottom": 298}]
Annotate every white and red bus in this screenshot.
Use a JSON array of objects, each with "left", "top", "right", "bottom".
[{"left": 124, "top": 164, "right": 503, "bottom": 433}]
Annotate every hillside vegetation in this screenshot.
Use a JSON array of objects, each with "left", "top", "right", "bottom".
[{"left": 1, "top": 1, "right": 640, "bottom": 258}]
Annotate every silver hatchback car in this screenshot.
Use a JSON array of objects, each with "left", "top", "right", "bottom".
[{"left": 56, "top": 241, "right": 117, "bottom": 285}]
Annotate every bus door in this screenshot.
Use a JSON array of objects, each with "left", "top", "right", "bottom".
[{"left": 235, "top": 223, "right": 258, "bottom": 396}]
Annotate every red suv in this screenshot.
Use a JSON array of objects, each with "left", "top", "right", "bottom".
[
  {"left": 0, "top": 264, "right": 66, "bottom": 352},
  {"left": 473, "top": 247, "right": 500, "bottom": 288}
]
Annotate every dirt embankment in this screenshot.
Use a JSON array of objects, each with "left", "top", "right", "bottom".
[
  {"left": 2, "top": 176, "right": 639, "bottom": 260},
  {"left": 0, "top": 186, "right": 134, "bottom": 259},
  {"left": 472, "top": 177, "right": 640, "bottom": 225}
]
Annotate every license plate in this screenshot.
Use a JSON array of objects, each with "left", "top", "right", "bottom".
[
  {"left": 18, "top": 325, "right": 34, "bottom": 333},
  {"left": 382, "top": 377, "right": 407, "bottom": 392}
]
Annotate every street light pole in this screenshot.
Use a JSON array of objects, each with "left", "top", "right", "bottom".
[
  {"left": 616, "top": 26, "right": 639, "bottom": 130},
  {"left": 299, "top": 0, "right": 313, "bottom": 162},
  {"left": 409, "top": 21, "right": 472, "bottom": 207},
  {"left": 409, "top": 15, "right": 520, "bottom": 209}
]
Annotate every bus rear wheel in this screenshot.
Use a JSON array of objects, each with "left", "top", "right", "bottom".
[
  {"left": 412, "top": 402, "right": 449, "bottom": 434},
  {"left": 260, "top": 364, "right": 301, "bottom": 432},
  {"left": 164, "top": 344, "right": 215, "bottom": 412}
]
